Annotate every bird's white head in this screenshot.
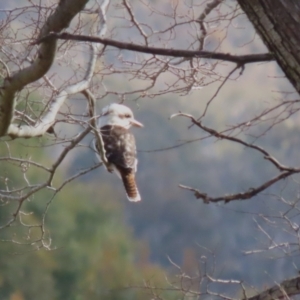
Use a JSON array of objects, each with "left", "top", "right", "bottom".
[{"left": 98, "top": 103, "right": 143, "bottom": 129}]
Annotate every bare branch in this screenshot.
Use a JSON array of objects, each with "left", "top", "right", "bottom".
[
  {"left": 172, "top": 112, "right": 300, "bottom": 203},
  {"left": 122, "top": 0, "right": 148, "bottom": 45},
  {"left": 5, "top": 0, "right": 108, "bottom": 139},
  {"left": 179, "top": 169, "right": 295, "bottom": 203},
  {"left": 0, "top": 0, "right": 89, "bottom": 136},
  {"left": 196, "top": 0, "right": 223, "bottom": 50},
  {"left": 82, "top": 0, "right": 111, "bottom": 170},
  {"left": 197, "top": 64, "right": 242, "bottom": 121},
  {"left": 245, "top": 275, "right": 300, "bottom": 300},
  {"left": 172, "top": 113, "right": 293, "bottom": 172},
  {"left": 83, "top": 89, "right": 110, "bottom": 170},
  {"left": 0, "top": 182, "right": 48, "bottom": 230},
  {"left": 37, "top": 32, "right": 274, "bottom": 65}
]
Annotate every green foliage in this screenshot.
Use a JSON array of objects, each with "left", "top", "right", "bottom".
[
  {"left": 0, "top": 140, "right": 179, "bottom": 300},
  {"left": 0, "top": 183, "right": 179, "bottom": 300}
]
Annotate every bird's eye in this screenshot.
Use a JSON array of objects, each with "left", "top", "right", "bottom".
[{"left": 124, "top": 114, "right": 131, "bottom": 118}]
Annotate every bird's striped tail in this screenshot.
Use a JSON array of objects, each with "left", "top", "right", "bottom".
[{"left": 121, "top": 172, "right": 141, "bottom": 202}]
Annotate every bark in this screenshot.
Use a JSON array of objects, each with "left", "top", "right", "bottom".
[
  {"left": 245, "top": 275, "right": 300, "bottom": 300},
  {"left": 235, "top": 3, "right": 300, "bottom": 300},
  {"left": 237, "top": 0, "right": 300, "bottom": 94}
]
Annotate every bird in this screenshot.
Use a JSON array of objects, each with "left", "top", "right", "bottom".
[{"left": 94, "top": 103, "right": 143, "bottom": 202}]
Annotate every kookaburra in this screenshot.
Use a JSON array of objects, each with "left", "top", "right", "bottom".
[{"left": 94, "top": 103, "right": 143, "bottom": 202}]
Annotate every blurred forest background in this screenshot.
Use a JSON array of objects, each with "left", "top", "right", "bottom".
[{"left": 1, "top": 0, "right": 300, "bottom": 299}]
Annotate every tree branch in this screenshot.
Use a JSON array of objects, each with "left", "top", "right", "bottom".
[
  {"left": 0, "top": 0, "right": 89, "bottom": 136},
  {"left": 83, "top": 0, "right": 111, "bottom": 171},
  {"left": 172, "top": 112, "right": 300, "bottom": 203},
  {"left": 83, "top": 89, "right": 109, "bottom": 170},
  {"left": 37, "top": 32, "right": 274, "bottom": 64},
  {"left": 196, "top": 0, "right": 223, "bottom": 50},
  {"left": 245, "top": 275, "right": 300, "bottom": 300},
  {"left": 5, "top": 0, "right": 109, "bottom": 139},
  {"left": 179, "top": 169, "right": 295, "bottom": 203},
  {"left": 172, "top": 113, "right": 294, "bottom": 172},
  {"left": 47, "top": 127, "right": 91, "bottom": 186}
]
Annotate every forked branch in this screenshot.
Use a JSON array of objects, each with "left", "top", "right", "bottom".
[
  {"left": 172, "top": 113, "right": 300, "bottom": 203},
  {"left": 0, "top": 0, "right": 90, "bottom": 136}
]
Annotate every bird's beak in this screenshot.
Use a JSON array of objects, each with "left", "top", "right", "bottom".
[{"left": 131, "top": 119, "right": 144, "bottom": 128}]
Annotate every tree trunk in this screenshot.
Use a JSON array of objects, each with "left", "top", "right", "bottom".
[{"left": 237, "top": 0, "right": 300, "bottom": 94}]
